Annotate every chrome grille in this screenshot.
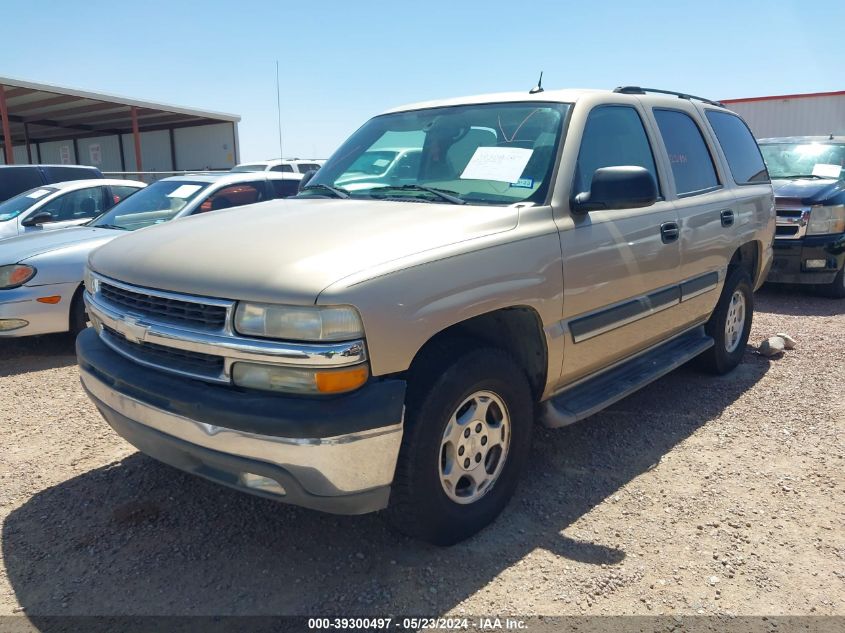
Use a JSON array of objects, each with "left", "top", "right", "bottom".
[
  {"left": 100, "top": 281, "right": 228, "bottom": 330},
  {"left": 101, "top": 325, "right": 224, "bottom": 380},
  {"left": 774, "top": 201, "right": 809, "bottom": 240}
]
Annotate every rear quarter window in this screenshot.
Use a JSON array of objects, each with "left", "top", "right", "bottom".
[
  {"left": 42, "top": 166, "right": 103, "bottom": 183},
  {"left": 705, "top": 111, "right": 769, "bottom": 185},
  {"left": 0, "top": 167, "right": 44, "bottom": 201}
]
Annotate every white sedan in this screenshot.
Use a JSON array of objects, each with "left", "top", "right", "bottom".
[{"left": 0, "top": 179, "right": 146, "bottom": 240}]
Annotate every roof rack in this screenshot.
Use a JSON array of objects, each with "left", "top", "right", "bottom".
[{"left": 613, "top": 86, "right": 725, "bottom": 108}]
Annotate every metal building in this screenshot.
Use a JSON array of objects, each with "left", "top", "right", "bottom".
[
  {"left": 722, "top": 90, "right": 845, "bottom": 139},
  {"left": 0, "top": 76, "right": 240, "bottom": 179}
]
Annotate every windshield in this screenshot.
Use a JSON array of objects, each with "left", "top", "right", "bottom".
[
  {"left": 759, "top": 142, "right": 845, "bottom": 180},
  {"left": 90, "top": 180, "right": 208, "bottom": 231},
  {"left": 0, "top": 187, "right": 58, "bottom": 222},
  {"left": 302, "top": 102, "right": 570, "bottom": 205}
]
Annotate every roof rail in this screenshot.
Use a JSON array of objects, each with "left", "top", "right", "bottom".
[{"left": 613, "top": 86, "right": 725, "bottom": 108}]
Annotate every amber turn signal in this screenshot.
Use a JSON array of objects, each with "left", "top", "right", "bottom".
[
  {"left": 36, "top": 296, "right": 62, "bottom": 304},
  {"left": 315, "top": 365, "right": 370, "bottom": 394}
]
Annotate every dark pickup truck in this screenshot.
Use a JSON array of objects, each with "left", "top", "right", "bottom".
[
  {"left": 0, "top": 164, "right": 103, "bottom": 203},
  {"left": 758, "top": 136, "right": 845, "bottom": 298}
]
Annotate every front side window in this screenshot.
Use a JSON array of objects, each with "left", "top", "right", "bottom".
[
  {"left": 0, "top": 186, "right": 58, "bottom": 222},
  {"left": 653, "top": 109, "right": 719, "bottom": 196},
  {"left": 574, "top": 105, "right": 659, "bottom": 196},
  {"left": 271, "top": 179, "right": 300, "bottom": 198},
  {"left": 197, "top": 182, "right": 267, "bottom": 212},
  {"left": 759, "top": 142, "right": 845, "bottom": 181},
  {"left": 303, "top": 102, "right": 570, "bottom": 205},
  {"left": 91, "top": 179, "right": 208, "bottom": 231},
  {"left": 38, "top": 186, "right": 107, "bottom": 222},
  {"left": 270, "top": 164, "right": 294, "bottom": 173},
  {"left": 705, "top": 111, "right": 769, "bottom": 184}
]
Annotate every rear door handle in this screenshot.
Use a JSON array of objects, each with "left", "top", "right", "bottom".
[
  {"left": 660, "top": 221, "right": 679, "bottom": 244},
  {"left": 720, "top": 209, "right": 735, "bottom": 227}
]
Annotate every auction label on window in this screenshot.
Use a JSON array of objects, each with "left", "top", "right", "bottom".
[
  {"left": 812, "top": 163, "right": 842, "bottom": 178},
  {"left": 460, "top": 147, "right": 533, "bottom": 183},
  {"left": 26, "top": 189, "right": 51, "bottom": 199},
  {"left": 166, "top": 184, "right": 203, "bottom": 198}
]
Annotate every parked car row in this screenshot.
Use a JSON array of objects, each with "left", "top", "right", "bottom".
[
  {"left": 2, "top": 85, "right": 841, "bottom": 547},
  {"left": 0, "top": 171, "right": 302, "bottom": 337}
]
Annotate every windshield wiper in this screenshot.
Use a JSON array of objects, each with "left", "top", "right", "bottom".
[
  {"left": 299, "top": 183, "right": 350, "bottom": 199},
  {"left": 372, "top": 184, "right": 466, "bottom": 205},
  {"left": 778, "top": 174, "right": 828, "bottom": 180},
  {"left": 94, "top": 224, "right": 129, "bottom": 231}
]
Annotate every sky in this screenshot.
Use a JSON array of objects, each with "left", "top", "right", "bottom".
[{"left": 2, "top": 0, "right": 843, "bottom": 162}]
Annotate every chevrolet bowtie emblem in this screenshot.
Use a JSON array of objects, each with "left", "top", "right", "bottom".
[{"left": 121, "top": 315, "right": 149, "bottom": 344}]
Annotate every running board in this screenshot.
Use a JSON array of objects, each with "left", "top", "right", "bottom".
[{"left": 541, "top": 327, "right": 714, "bottom": 428}]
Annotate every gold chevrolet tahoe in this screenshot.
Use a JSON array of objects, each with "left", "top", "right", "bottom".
[{"left": 77, "top": 86, "right": 775, "bottom": 545}]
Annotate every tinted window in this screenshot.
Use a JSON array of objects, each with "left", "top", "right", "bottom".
[
  {"left": 270, "top": 164, "right": 294, "bottom": 173},
  {"left": 197, "top": 182, "right": 267, "bottom": 213},
  {"left": 705, "top": 111, "right": 769, "bottom": 184},
  {"left": 110, "top": 185, "right": 142, "bottom": 206},
  {"left": 42, "top": 166, "right": 102, "bottom": 183},
  {"left": 0, "top": 167, "right": 44, "bottom": 202},
  {"left": 271, "top": 179, "right": 300, "bottom": 198},
  {"left": 575, "top": 105, "right": 659, "bottom": 195},
  {"left": 296, "top": 163, "right": 320, "bottom": 172},
  {"left": 654, "top": 109, "right": 719, "bottom": 195},
  {"left": 38, "top": 186, "right": 107, "bottom": 222}
]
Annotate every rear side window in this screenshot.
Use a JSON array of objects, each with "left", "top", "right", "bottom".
[
  {"left": 42, "top": 166, "right": 102, "bottom": 183},
  {"left": 0, "top": 167, "right": 44, "bottom": 201},
  {"left": 653, "top": 109, "right": 719, "bottom": 196},
  {"left": 270, "top": 164, "right": 294, "bottom": 173},
  {"left": 197, "top": 182, "right": 267, "bottom": 213},
  {"left": 296, "top": 163, "right": 320, "bottom": 172},
  {"left": 110, "top": 185, "right": 142, "bottom": 206},
  {"left": 574, "top": 105, "right": 659, "bottom": 196},
  {"left": 705, "top": 111, "right": 769, "bottom": 184},
  {"left": 271, "top": 179, "right": 300, "bottom": 198}
]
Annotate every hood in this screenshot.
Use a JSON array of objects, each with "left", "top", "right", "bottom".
[
  {"left": 772, "top": 178, "right": 845, "bottom": 206},
  {"left": 0, "top": 226, "right": 117, "bottom": 265},
  {"left": 89, "top": 198, "right": 518, "bottom": 304}
]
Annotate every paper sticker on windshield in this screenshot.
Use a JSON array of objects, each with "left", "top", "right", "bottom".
[
  {"left": 167, "top": 184, "right": 203, "bottom": 198},
  {"left": 812, "top": 163, "right": 842, "bottom": 179},
  {"left": 510, "top": 178, "right": 534, "bottom": 189},
  {"left": 373, "top": 158, "right": 390, "bottom": 168},
  {"left": 460, "top": 147, "right": 533, "bottom": 183},
  {"left": 26, "top": 189, "right": 51, "bottom": 199}
]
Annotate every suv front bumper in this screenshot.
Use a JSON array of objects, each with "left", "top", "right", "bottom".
[
  {"left": 76, "top": 328, "right": 406, "bottom": 515},
  {"left": 767, "top": 234, "right": 845, "bottom": 284}
]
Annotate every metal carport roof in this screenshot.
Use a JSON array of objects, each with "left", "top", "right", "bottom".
[{"left": 0, "top": 75, "right": 240, "bottom": 167}]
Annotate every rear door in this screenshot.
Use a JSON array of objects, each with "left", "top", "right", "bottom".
[{"left": 646, "top": 104, "right": 735, "bottom": 323}]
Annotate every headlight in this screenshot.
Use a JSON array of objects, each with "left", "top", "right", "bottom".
[
  {"left": 83, "top": 267, "right": 99, "bottom": 295},
  {"left": 234, "top": 302, "right": 364, "bottom": 341},
  {"left": 232, "top": 362, "right": 369, "bottom": 394},
  {"left": 0, "top": 264, "right": 36, "bottom": 289},
  {"left": 807, "top": 204, "right": 845, "bottom": 235}
]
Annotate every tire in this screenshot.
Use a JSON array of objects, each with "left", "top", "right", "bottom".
[
  {"left": 820, "top": 265, "right": 845, "bottom": 299},
  {"left": 386, "top": 345, "right": 534, "bottom": 545},
  {"left": 699, "top": 267, "right": 753, "bottom": 375},
  {"left": 69, "top": 287, "right": 88, "bottom": 336}
]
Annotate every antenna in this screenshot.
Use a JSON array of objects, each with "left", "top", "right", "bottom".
[
  {"left": 275, "top": 60, "right": 284, "bottom": 160},
  {"left": 529, "top": 71, "right": 544, "bottom": 94}
]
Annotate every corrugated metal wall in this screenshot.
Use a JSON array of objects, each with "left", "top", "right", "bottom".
[
  {"left": 726, "top": 94, "right": 845, "bottom": 139},
  {"left": 174, "top": 123, "right": 236, "bottom": 170}
]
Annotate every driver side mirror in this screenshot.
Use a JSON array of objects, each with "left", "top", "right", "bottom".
[
  {"left": 298, "top": 169, "right": 318, "bottom": 192},
  {"left": 572, "top": 166, "right": 657, "bottom": 213},
  {"left": 21, "top": 211, "right": 55, "bottom": 227}
]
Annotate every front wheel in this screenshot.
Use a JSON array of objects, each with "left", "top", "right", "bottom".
[
  {"left": 386, "top": 346, "right": 533, "bottom": 545},
  {"left": 69, "top": 287, "right": 89, "bottom": 336},
  {"left": 699, "top": 268, "right": 753, "bottom": 374}
]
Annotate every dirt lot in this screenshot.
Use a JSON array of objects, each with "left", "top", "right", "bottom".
[{"left": 0, "top": 286, "right": 842, "bottom": 617}]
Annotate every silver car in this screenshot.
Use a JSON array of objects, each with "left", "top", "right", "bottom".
[{"left": 0, "top": 171, "right": 302, "bottom": 338}]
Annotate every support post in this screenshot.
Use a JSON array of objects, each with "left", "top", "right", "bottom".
[
  {"left": 168, "top": 127, "right": 177, "bottom": 171},
  {"left": 72, "top": 138, "right": 80, "bottom": 164},
  {"left": 117, "top": 133, "right": 126, "bottom": 171},
  {"left": 131, "top": 106, "right": 143, "bottom": 173},
  {"left": 0, "top": 85, "right": 14, "bottom": 165},
  {"left": 23, "top": 123, "right": 32, "bottom": 163}
]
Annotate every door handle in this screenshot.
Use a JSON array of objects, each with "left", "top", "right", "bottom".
[
  {"left": 720, "top": 209, "right": 735, "bottom": 227},
  {"left": 660, "top": 221, "right": 679, "bottom": 244}
]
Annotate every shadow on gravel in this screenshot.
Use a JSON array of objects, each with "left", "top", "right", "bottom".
[
  {"left": 3, "top": 352, "right": 770, "bottom": 617},
  {"left": 755, "top": 284, "right": 842, "bottom": 317},
  {"left": 0, "top": 332, "right": 78, "bottom": 377}
]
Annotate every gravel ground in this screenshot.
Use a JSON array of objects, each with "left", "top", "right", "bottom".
[{"left": 0, "top": 285, "right": 842, "bottom": 617}]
